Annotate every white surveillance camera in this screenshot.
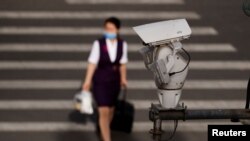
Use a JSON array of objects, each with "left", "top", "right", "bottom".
[
  {"left": 133, "top": 19, "right": 192, "bottom": 108},
  {"left": 133, "top": 19, "right": 192, "bottom": 46}
]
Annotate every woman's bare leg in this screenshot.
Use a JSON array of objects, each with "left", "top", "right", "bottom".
[{"left": 98, "top": 107, "right": 111, "bottom": 141}]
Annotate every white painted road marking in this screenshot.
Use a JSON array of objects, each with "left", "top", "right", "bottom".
[
  {"left": 0, "top": 43, "right": 237, "bottom": 52},
  {"left": 0, "top": 121, "right": 240, "bottom": 132},
  {"left": 0, "top": 11, "right": 200, "bottom": 19},
  {"left": 0, "top": 100, "right": 245, "bottom": 110},
  {"left": 0, "top": 80, "right": 247, "bottom": 90},
  {"left": 0, "top": 27, "right": 216, "bottom": 35},
  {"left": 0, "top": 61, "right": 248, "bottom": 70},
  {"left": 65, "top": 0, "right": 185, "bottom": 4}
]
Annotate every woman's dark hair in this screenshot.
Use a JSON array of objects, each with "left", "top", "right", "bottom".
[{"left": 104, "top": 17, "right": 121, "bottom": 29}]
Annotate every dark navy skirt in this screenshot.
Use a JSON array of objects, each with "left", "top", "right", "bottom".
[{"left": 92, "top": 81, "right": 120, "bottom": 107}]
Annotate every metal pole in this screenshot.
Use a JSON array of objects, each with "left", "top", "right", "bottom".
[
  {"left": 159, "top": 109, "right": 250, "bottom": 120},
  {"left": 149, "top": 119, "right": 163, "bottom": 141},
  {"left": 149, "top": 104, "right": 250, "bottom": 121}
]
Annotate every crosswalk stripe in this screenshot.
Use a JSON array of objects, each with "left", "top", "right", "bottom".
[
  {"left": 65, "top": 0, "right": 185, "bottom": 4},
  {"left": 190, "top": 27, "right": 217, "bottom": 35},
  {"left": 190, "top": 61, "right": 250, "bottom": 70},
  {"left": 0, "top": 122, "right": 95, "bottom": 131},
  {"left": 0, "top": 43, "right": 237, "bottom": 52},
  {"left": 184, "top": 44, "right": 236, "bottom": 52},
  {"left": 0, "top": 100, "right": 245, "bottom": 110},
  {"left": 0, "top": 61, "right": 248, "bottom": 70},
  {"left": 0, "top": 11, "right": 200, "bottom": 19},
  {"left": 0, "top": 80, "right": 247, "bottom": 89},
  {"left": 0, "top": 27, "right": 216, "bottom": 35},
  {"left": 0, "top": 121, "right": 239, "bottom": 132},
  {"left": 123, "top": 80, "right": 248, "bottom": 90}
]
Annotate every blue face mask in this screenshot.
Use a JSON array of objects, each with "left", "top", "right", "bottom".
[{"left": 104, "top": 32, "right": 117, "bottom": 39}]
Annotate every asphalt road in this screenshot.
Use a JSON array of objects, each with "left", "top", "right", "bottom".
[{"left": 0, "top": 0, "right": 249, "bottom": 141}]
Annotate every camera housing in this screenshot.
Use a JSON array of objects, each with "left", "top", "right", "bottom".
[
  {"left": 133, "top": 19, "right": 191, "bottom": 46},
  {"left": 133, "top": 19, "right": 191, "bottom": 108}
]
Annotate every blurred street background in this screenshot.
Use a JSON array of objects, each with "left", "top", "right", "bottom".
[{"left": 0, "top": 0, "right": 249, "bottom": 141}]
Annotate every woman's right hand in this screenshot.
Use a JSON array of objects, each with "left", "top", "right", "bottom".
[{"left": 82, "top": 81, "right": 91, "bottom": 91}]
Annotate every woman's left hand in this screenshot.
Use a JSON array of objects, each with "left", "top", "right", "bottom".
[{"left": 121, "top": 78, "right": 128, "bottom": 87}]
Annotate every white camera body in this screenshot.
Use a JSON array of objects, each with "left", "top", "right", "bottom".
[
  {"left": 133, "top": 19, "right": 191, "bottom": 108},
  {"left": 133, "top": 19, "right": 191, "bottom": 46}
]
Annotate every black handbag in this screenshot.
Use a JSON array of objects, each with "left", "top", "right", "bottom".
[
  {"left": 110, "top": 86, "right": 135, "bottom": 133},
  {"left": 243, "top": 0, "right": 250, "bottom": 16}
]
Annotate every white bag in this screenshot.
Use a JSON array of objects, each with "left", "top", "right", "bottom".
[{"left": 73, "top": 90, "right": 93, "bottom": 114}]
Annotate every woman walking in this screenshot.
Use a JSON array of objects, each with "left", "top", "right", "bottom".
[{"left": 82, "top": 17, "right": 128, "bottom": 141}]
